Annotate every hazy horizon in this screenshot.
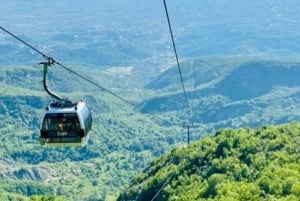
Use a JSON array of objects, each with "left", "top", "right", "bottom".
[{"left": 2, "top": 0, "right": 300, "bottom": 67}]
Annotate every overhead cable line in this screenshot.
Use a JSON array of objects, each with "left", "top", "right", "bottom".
[
  {"left": 0, "top": 26, "right": 186, "bottom": 146},
  {"left": 147, "top": 1, "right": 195, "bottom": 200},
  {"left": 0, "top": 26, "right": 137, "bottom": 108},
  {"left": 53, "top": 60, "right": 137, "bottom": 108},
  {"left": 0, "top": 26, "right": 49, "bottom": 58},
  {"left": 2, "top": 10, "right": 189, "bottom": 201},
  {"left": 162, "top": 0, "right": 193, "bottom": 125},
  {"left": 150, "top": 173, "right": 174, "bottom": 201}
]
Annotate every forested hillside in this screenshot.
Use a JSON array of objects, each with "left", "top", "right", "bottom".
[
  {"left": 142, "top": 58, "right": 300, "bottom": 133},
  {"left": 3, "top": 1, "right": 300, "bottom": 200},
  {"left": 1, "top": 57, "right": 300, "bottom": 200},
  {"left": 118, "top": 122, "right": 300, "bottom": 201},
  {"left": 0, "top": 64, "right": 181, "bottom": 201}
]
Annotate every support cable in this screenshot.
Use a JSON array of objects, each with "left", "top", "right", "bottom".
[
  {"left": 0, "top": 26, "right": 49, "bottom": 59},
  {"left": 147, "top": 1, "right": 195, "bottom": 200},
  {"left": 150, "top": 173, "right": 174, "bottom": 201},
  {"left": 162, "top": 0, "right": 193, "bottom": 125},
  {"left": 0, "top": 26, "right": 137, "bottom": 108},
  {"left": 0, "top": 26, "right": 185, "bottom": 143},
  {"left": 1, "top": 25, "right": 189, "bottom": 201}
]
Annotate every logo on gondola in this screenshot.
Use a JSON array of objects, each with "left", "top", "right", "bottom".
[{"left": 57, "top": 132, "right": 68, "bottom": 137}]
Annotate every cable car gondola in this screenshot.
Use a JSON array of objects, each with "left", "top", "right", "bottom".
[{"left": 39, "top": 59, "right": 92, "bottom": 146}]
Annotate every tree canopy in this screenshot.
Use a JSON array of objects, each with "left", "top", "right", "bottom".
[{"left": 118, "top": 122, "right": 300, "bottom": 201}]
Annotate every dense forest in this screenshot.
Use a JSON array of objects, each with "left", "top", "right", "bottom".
[{"left": 118, "top": 122, "right": 300, "bottom": 201}]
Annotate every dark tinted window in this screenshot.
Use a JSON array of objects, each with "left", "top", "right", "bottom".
[{"left": 43, "top": 113, "right": 80, "bottom": 132}]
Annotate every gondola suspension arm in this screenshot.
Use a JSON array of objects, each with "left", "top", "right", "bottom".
[{"left": 39, "top": 58, "right": 64, "bottom": 101}]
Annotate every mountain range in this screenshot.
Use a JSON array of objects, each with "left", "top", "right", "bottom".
[
  {"left": 1, "top": 56, "right": 300, "bottom": 200},
  {"left": 2, "top": 0, "right": 300, "bottom": 200}
]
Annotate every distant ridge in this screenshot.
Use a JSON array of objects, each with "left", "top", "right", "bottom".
[{"left": 142, "top": 58, "right": 300, "bottom": 129}]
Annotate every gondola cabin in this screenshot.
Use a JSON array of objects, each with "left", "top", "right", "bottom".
[{"left": 40, "top": 100, "right": 92, "bottom": 146}]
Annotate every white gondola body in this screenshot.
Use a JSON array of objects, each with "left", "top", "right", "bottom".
[{"left": 40, "top": 100, "right": 92, "bottom": 147}]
